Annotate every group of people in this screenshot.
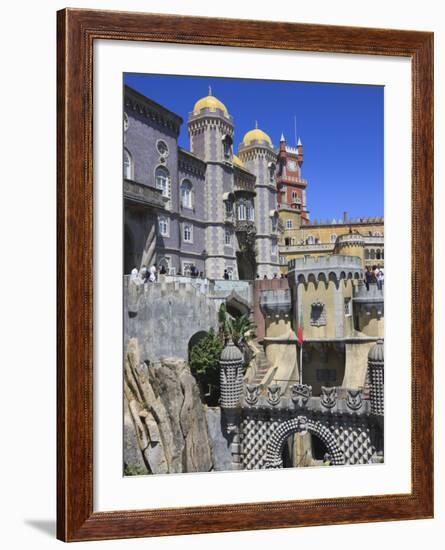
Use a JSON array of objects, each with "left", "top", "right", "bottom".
[
  {"left": 130, "top": 263, "right": 167, "bottom": 283},
  {"left": 364, "top": 265, "right": 384, "bottom": 290}
]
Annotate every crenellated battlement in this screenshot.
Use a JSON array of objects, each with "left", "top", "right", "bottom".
[{"left": 241, "top": 383, "right": 371, "bottom": 415}]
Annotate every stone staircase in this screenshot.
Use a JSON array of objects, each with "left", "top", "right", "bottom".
[{"left": 252, "top": 347, "right": 271, "bottom": 385}]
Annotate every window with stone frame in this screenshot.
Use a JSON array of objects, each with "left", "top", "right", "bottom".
[
  {"left": 306, "top": 235, "right": 315, "bottom": 245},
  {"left": 183, "top": 223, "right": 193, "bottom": 243},
  {"left": 224, "top": 228, "right": 232, "bottom": 246},
  {"left": 330, "top": 233, "right": 337, "bottom": 243},
  {"left": 123, "top": 148, "right": 133, "bottom": 180},
  {"left": 155, "top": 166, "right": 170, "bottom": 200},
  {"left": 222, "top": 134, "right": 233, "bottom": 159},
  {"left": 158, "top": 216, "right": 169, "bottom": 237},
  {"left": 286, "top": 219, "right": 293, "bottom": 229},
  {"left": 246, "top": 202, "right": 255, "bottom": 221},
  {"left": 271, "top": 214, "right": 278, "bottom": 231},
  {"left": 310, "top": 301, "right": 327, "bottom": 326},
  {"left": 182, "top": 262, "right": 195, "bottom": 277},
  {"left": 238, "top": 202, "right": 247, "bottom": 221},
  {"left": 344, "top": 297, "right": 352, "bottom": 316},
  {"left": 268, "top": 161, "right": 276, "bottom": 182},
  {"left": 180, "top": 179, "right": 193, "bottom": 209},
  {"left": 224, "top": 199, "right": 233, "bottom": 214}
]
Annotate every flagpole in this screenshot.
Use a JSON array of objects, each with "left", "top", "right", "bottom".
[{"left": 300, "top": 341, "right": 303, "bottom": 384}]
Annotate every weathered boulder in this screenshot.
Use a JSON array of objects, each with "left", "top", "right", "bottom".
[
  {"left": 206, "top": 408, "right": 233, "bottom": 471},
  {"left": 124, "top": 338, "right": 214, "bottom": 475}
]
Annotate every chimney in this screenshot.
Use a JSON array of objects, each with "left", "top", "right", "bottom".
[{"left": 343, "top": 211, "right": 348, "bottom": 223}]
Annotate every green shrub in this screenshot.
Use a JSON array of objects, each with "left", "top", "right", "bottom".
[{"left": 189, "top": 329, "right": 223, "bottom": 406}]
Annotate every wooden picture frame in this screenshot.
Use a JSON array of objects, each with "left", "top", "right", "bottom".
[{"left": 57, "top": 8, "right": 434, "bottom": 542}]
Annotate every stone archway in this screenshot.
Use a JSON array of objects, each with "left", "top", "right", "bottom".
[{"left": 265, "top": 416, "right": 345, "bottom": 468}]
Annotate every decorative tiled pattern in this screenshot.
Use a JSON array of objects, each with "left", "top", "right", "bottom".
[
  {"left": 263, "top": 416, "right": 345, "bottom": 469},
  {"left": 369, "top": 364, "right": 384, "bottom": 416},
  {"left": 241, "top": 417, "right": 278, "bottom": 469},
  {"left": 333, "top": 426, "right": 376, "bottom": 464}
]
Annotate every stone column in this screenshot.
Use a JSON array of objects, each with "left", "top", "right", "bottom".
[
  {"left": 219, "top": 339, "right": 244, "bottom": 469},
  {"left": 368, "top": 339, "right": 384, "bottom": 416}
]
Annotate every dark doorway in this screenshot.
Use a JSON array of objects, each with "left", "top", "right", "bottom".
[{"left": 281, "top": 432, "right": 329, "bottom": 467}]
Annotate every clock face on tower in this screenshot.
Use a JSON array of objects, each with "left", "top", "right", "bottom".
[{"left": 287, "top": 160, "right": 297, "bottom": 171}]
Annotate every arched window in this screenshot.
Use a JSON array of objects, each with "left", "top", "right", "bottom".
[
  {"left": 246, "top": 202, "right": 255, "bottom": 221},
  {"left": 370, "top": 249, "right": 376, "bottom": 260},
  {"left": 123, "top": 148, "right": 133, "bottom": 180},
  {"left": 306, "top": 235, "right": 315, "bottom": 245},
  {"left": 376, "top": 249, "right": 381, "bottom": 260},
  {"left": 158, "top": 216, "right": 169, "bottom": 237},
  {"left": 365, "top": 249, "right": 370, "bottom": 259},
  {"left": 286, "top": 219, "right": 293, "bottom": 229},
  {"left": 238, "top": 203, "right": 247, "bottom": 221},
  {"left": 268, "top": 161, "right": 276, "bottom": 182},
  {"left": 225, "top": 228, "right": 232, "bottom": 245},
  {"left": 330, "top": 234, "right": 337, "bottom": 243},
  {"left": 155, "top": 166, "right": 170, "bottom": 198},
  {"left": 180, "top": 179, "right": 193, "bottom": 208},
  {"left": 183, "top": 223, "right": 193, "bottom": 243},
  {"left": 222, "top": 134, "right": 233, "bottom": 159}
]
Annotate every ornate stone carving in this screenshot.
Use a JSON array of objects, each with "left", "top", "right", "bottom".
[
  {"left": 244, "top": 384, "right": 260, "bottom": 406},
  {"left": 295, "top": 415, "right": 309, "bottom": 435},
  {"left": 267, "top": 384, "right": 281, "bottom": 406},
  {"left": 321, "top": 386, "right": 337, "bottom": 409},
  {"left": 310, "top": 300, "right": 327, "bottom": 326},
  {"left": 291, "top": 384, "right": 312, "bottom": 408},
  {"left": 346, "top": 389, "right": 363, "bottom": 411}
]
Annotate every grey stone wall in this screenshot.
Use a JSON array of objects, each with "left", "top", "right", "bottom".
[{"left": 124, "top": 277, "right": 219, "bottom": 364}]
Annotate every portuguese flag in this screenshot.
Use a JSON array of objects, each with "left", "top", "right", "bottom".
[{"left": 297, "top": 307, "right": 304, "bottom": 346}]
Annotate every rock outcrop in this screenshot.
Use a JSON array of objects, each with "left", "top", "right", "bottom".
[{"left": 124, "top": 338, "right": 214, "bottom": 475}]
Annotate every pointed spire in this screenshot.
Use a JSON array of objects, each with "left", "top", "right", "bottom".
[
  {"left": 208, "top": 85, "right": 212, "bottom": 96},
  {"left": 297, "top": 137, "right": 302, "bottom": 146},
  {"left": 280, "top": 132, "right": 286, "bottom": 142},
  {"left": 255, "top": 120, "right": 258, "bottom": 129}
]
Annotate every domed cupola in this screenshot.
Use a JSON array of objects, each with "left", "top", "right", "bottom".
[
  {"left": 241, "top": 122, "right": 273, "bottom": 148},
  {"left": 193, "top": 86, "right": 229, "bottom": 117}
]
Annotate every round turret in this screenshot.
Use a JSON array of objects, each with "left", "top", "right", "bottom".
[
  {"left": 368, "top": 339, "right": 384, "bottom": 363},
  {"left": 219, "top": 339, "right": 244, "bottom": 409}
]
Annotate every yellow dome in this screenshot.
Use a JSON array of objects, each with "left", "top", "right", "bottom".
[
  {"left": 232, "top": 154, "right": 244, "bottom": 168},
  {"left": 242, "top": 127, "right": 272, "bottom": 147},
  {"left": 193, "top": 93, "right": 229, "bottom": 117}
]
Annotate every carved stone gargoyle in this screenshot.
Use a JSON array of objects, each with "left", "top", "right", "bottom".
[
  {"left": 244, "top": 384, "right": 260, "bottom": 406},
  {"left": 346, "top": 388, "right": 363, "bottom": 411},
  {"left": 267, "top": 384, "right": 281, "bottom": 406},
  {"left": 291, "top": 384, "right": 312, "bottom": 408},
  {"left": 321, "top": 386, "right": 337, "bottom": 410}
]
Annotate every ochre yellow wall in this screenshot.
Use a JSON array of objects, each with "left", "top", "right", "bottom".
[{"left": 299, "top": 280, "right": 354, "bottom": 340}]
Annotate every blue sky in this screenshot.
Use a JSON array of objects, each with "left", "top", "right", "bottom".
[{"left": 124, "top": 73, "right": 383, "bottom": 221}]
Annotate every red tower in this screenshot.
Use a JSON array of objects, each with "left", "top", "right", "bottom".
[{"left": 276, "top": 134, "right": 309, "bottom": 223}]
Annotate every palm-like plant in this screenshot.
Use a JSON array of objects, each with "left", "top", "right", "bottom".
[{"left": 218, "top": 304, "right": 256, "bottom": 365}]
